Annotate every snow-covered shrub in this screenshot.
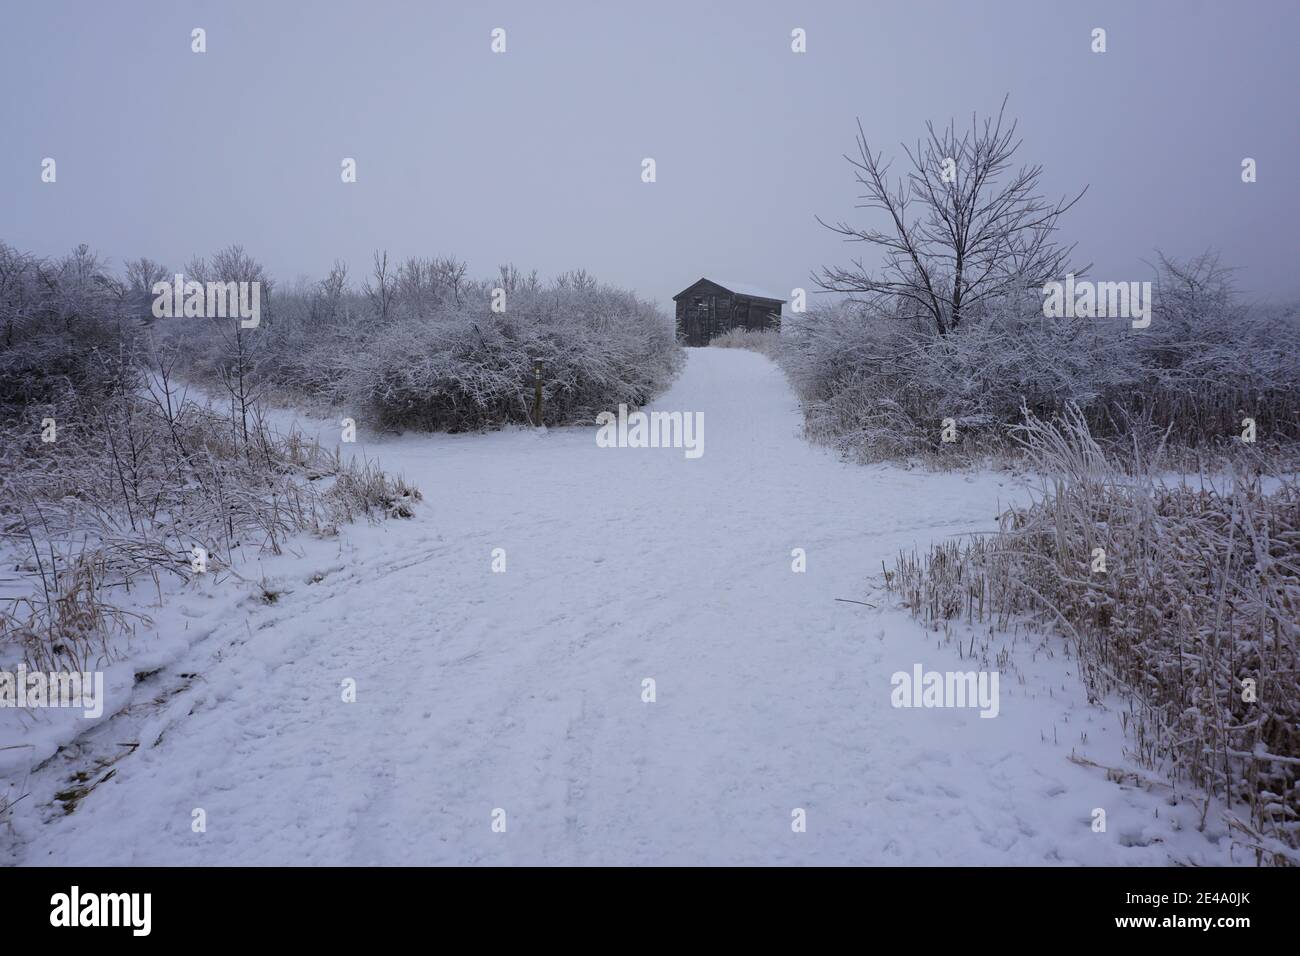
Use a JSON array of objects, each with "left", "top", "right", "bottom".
[
  {"left": 781, "top": 255, "right": 1300, "bottom": 461},
  {"left": 0, "top": 243, "right": 140, "bottom": 417},
  {"left": 886, "top": 406, "right": 1300, "bottom": 864},
  {"left": 709, "top": 327, "right": 781, "bottom": 358},
  {"left": 780, "top": 298, "right": 995, "bottom": 460},
  {"left": 1, "top": 372, "right": 420, "bottom": 673},
  {"left": 163, "top": 259, "right": 682, "bottom": 432}
]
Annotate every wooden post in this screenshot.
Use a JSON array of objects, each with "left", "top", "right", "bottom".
[{"left": 533, "top": 361, "right": 543, "bottom": 425}]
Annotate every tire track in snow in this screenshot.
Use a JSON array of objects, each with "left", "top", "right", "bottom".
[{"left": 7, "top": 349, "right": 1242, "bottom": 865}]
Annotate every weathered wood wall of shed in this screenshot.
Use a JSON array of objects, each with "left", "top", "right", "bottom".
[
  {"left": 674, "top": 280, "right": 782, "bottom": 345},
  {"left": 677, "top": 291, "right": 737, "bottom": 346}
]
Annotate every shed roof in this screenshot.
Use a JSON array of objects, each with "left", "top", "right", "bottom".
[{"left": 673, "top": 277, "right": 786, "bottom": 304}]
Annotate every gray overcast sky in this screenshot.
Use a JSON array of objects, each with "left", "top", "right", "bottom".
[{"left": 3, "top": 0, "right": 1298, "bottom": 309}]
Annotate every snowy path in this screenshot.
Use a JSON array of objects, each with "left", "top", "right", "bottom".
[{"left": 7, "top": 349, "right": 1239, "bottom": 865}]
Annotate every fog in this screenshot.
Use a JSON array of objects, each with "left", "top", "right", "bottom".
[{"left": 3, "top": 0, "right": 1297, "bottom": 306}]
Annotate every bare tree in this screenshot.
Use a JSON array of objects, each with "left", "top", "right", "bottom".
[
  {"left": 817, "top": 97, "right": 1088, "bottom": 335},
  {"left": 187, "top": 245, "right": 269, "bottom": 450},
  {"left": 0, "top": 243, "right": 36, "bottom": 349},
  {"left": 432, "top": 256, "right": 468, "bottom": 306},
  {"left": 1150, "top": 250, "right": 1237, "bottom": 326},
  {"left": 364, "top": 250, "right": 396, "bottom": 321},
  {"left": 124, "top": 257, "right": 169, "bottom": 323},
  {"left": 496, "top": 263, "right": 523, "bottom": 294},
  {"left": 315, "top": 259, "right": 349, "bottom": 323}
]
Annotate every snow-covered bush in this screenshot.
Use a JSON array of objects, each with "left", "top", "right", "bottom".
[
  {"left": 1, "top": 380, "right": 421, "bottom": 672},
  {"left": 0, "top": 239, "right": 423, "bottom": 673},
  {"left": 163, "top": 258, "right": 682, "bottom": 432},
  {"left": 0, "top": 242, "right": 140, "bottom": 417},
  {"left": 886, "top": 406, "right": 1300, "bottom": 864},
  {"left": 781, "top": 254, "right": 1300, "bottom": 461},
  {"left": 335, "top": 279, "right": 681, "bottom": 431}
]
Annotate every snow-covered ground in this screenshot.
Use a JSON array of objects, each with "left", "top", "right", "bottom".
[{"left": 3, "top": 349, "right": 1243, "bottom": 865}]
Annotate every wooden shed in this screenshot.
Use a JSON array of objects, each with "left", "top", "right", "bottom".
[{"left": 672, "top": 278, "right": 785, "bottom": 347}]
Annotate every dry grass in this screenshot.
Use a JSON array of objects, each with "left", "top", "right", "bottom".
[
  {"left": 884, "top": 406, "right": 1300, "bottom": 865},
  {"left": 0, "top": 384, "right": 421, "bottom": 673},
  {"left": 708, "top": 327, "right": 782, "bottom": 358}
]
